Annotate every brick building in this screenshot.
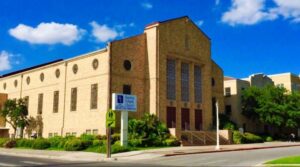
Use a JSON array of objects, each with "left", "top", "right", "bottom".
[{"left": 0, "top": 16, "right": 224, "bottom": 139}]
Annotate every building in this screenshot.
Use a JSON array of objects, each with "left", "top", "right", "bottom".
[
  {"left": 224, "top": 73, "right": 300, "bottom": 134},
  {"left": 0, "top": 16, "right": 224, "bottom": 139},
  {"left": 268, "top": 73, "right": 300, "bottom": 92}
]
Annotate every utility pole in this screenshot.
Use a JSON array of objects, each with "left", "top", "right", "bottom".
[{"left": 215, "top": 100, "right": 220, "bottom": 150}]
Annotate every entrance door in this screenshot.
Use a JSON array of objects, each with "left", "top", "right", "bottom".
[
  {"left": 167, "top": 107, "right": 176, "bottom": 128},
  {"left": 181, "top": 108, "right": 190, "bottom": 130},
  {"left": 195, "top": 109, "right": 203, "bottom": 130}
]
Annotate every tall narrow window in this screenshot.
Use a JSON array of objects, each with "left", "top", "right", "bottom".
[
  {"left": 90, "top": 84, "right": 98, "bottom": 109},
  {"left": 225, "top": 87, "right": 231, "bottom": 97},
  {"left": 167, "top": 59, "right": 176, "bottom": 100},
  {"left": 37, "top": 93, "right": 43, "bottom": 114},
  {"left": 71, "top": 88, "right": 77, "bottom": 111},
  {"left": 194, "top": 65, "right": 202, "bottom": 103},
  {"left": 123, "top": 85, "right": 131, "bottom": 94},
  {"left": 24, "top": 96, "right": 29, "bottom": 109},
  {"left": 181, "top": 63, "right": 189, "bottom": 101},
  {"left": 53, "top": 91, "right": 59, "bottom": 113}
]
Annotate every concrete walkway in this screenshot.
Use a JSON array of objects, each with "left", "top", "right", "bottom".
[{"left": 0, "top": 142, "right": 299, "bottom": 162}]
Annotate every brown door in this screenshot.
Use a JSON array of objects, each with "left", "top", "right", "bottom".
[
  {"left": 181, "top": 108, "right": 190, "bottom": 130},
  {"left": 195, "top": 109, "right": 203, "bottom": 130},
  {"left": 167, "top": 107, "right": 176, "bottom": 128}
]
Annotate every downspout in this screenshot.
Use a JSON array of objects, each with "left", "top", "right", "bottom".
[
  {"left": 20, "top": 74, "right": 23, "bottom": 98},
  {"left": 61, "top": 62, "right": 68, "bottom": 136}
]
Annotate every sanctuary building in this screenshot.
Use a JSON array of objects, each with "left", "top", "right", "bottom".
[{"left": 0, "top": 16, "right": 224, "bottom": 139}]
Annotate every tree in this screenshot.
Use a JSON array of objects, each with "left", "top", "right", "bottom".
[
  {"left": 25, "top": 116, "right": 37, "bottom": 138},
  {"left": 0, "top": 98, "right": 28, "bottom": 138},
  {"left": 242, "top": 85, "right": 300, "bottom": 129}
]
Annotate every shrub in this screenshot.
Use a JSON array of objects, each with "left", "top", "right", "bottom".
[
  {"left": 128, "top": 113, "right": 171, "bottom": 147},
  {"left": 223, "top": 122, "right": 236, "bottom": 131},
  {"left": 48, "top": 136, "right": 64, "bottom": 148},
  {"left": 128, "top": 138, "right": 143, "bottom": 147},
  {"left": 96, "top": 135, "right": 106, "bottom": 140},
  {"left": 111, "top": 133, "right": 120, "bottom": 144},
  {"left": 111, "top": 143, "right": 130, "bottom": 154},
  {"left": 80, "top": 134, "right": 96, "bottom": 141},
  {"left": 0, "top": 138, "right": 9, "bottom": 147},
  {"left": 16, "top": 139, "right": 34, "bottom": 148},
  {"left": 163, "top": 137, "right": 181, "bottom": 146},
  {"left": 4, "top": 139, "right": 16, "bottom": 148},
  {"left": 92, "top": 139, "right": 104, "bottom": 147},
  {"left": 220, "top": 114, "right": 237, "bottom": 130},
  {"left": 243, "top": 133, "right": 264, "bottom": 143},
  {"left": 233, "top": 131, "right": 244, "bottom": 144},
  {"left": 64, "top": 139, "right": 84, "bottom": 151},
  {"left": 32, "top": 139, "right": 50, "bottom": 150},
  {"left": 265, "top": 136, "right": 273, "bottom": 142}
]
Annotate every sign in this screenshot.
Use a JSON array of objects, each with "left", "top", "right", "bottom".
[
  {"left": 106, "top": 109, "right": 116, "bottom": 128},
  {"left": 112, "top": 93, "right": 137, "bottom": 111}
]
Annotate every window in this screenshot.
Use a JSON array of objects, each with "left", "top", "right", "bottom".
[
  {"left": 225, "top": 105, "right": 232, "bottom": 115},
  {"left": 71, "top": 132, "right": 76, "bottom": 136},
  {"left": 211, "top": 78, "right": 215, "bottom": 87},
  {"left": 48, "top": 133, "right": 53, "bottom": 138},
  {"left": 92, "top": 59, "right": 99, "bottom": 70},
  {"left": 40, "top": 73, "right": 44, "bottom": 82},
  {"left": 26, "top": 77, "right": 30, "bottom": 85},
  {"left": 3, "top": 83, "right": 6, "bottom": 90},
  {"left": 53, "top": 91, "right": 59, "bottom": 113},
  {"left": 90, "top": 84, "right": 98, "bottom": 109},
  {"left": 181, "top": 63, "right": 189, "bottom": 102},
  {"left": 54, "top": 133, "right": 58, "bottom": 137},
  {"left": 123, "top": 60, "right": 132, "bottom": 71},
  {"left": 123, "top": 85, "right": 131, "bottom": 94},
  {"left": 14, "top": 80, "right": 18, "bottom": 87},
  {"left": 72, "top": 64, "right": 78, "bottom": 74},
  {"left": 66, "top": 133, "right": 70, "bottom": 136},
  {"left": 225, "top": 87, "right": 231, "bottom": 97},
  {"left": 86, "top": 129, "right": 91, "bottom": 134},
  {"left": 92, "top": 129, "right": 98, "bottom": 135},
  {"left": 24, "top": 96, "right": 29, "bottom": 109},
  {"left": 194, "top": 65, "right": 202, "bottom": 103},
  {"left": 167, "top": 59, "right": 176, "bottom": 100},
  {"left": 37, "top": 93, "right": 43, "bottom": 114},
  {"left": 55, "top": 69, "right": 60, "bottom": 78},
  {"left": 71, "top": 88, "right": 77, "bottom": 111}
]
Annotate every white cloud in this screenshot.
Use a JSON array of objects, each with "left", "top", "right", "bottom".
[
  {"left": 221, "top": 0, "right": 277, "bottom": 26},
  {"left": 271, "top": 0, "right": 300, "bottom": 23},
  {"left": 9, "top": 22, "right": 85, "bottom": 45},
  {"left": 141, "top": 2, "right": 153, "bottom": 9},
  {"left": 195, "top": 20, "right": 204, "bottom": 26},
  {"left": 0, "top": 51, "right": 12, "bottom": 71},
  {"left": 90, "top": 21, "right": 120, "bottom": 43}
]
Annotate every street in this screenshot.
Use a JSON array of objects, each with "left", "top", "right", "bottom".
[{"left": 1, "top": 146, "right": 300, "bottom": 166}]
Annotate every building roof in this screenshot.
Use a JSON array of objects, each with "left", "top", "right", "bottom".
[
  {"left": 224, "top": 76, "right": 236, "bottom": 81},
  {"left": 0, "top": 59, "right": 63, "bottom": 78}
]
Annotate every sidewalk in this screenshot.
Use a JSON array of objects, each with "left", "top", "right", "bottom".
[{"left": 0, "top": 142, "right": 299, "bottom": 162}]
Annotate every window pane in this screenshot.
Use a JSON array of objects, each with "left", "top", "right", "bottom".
[
  {"left": 37, "top": 93, "right": 43, "bottom": 114},
  {"left": 123, "top": 85, "right": 131, "bottom": 94},
  {"left": 167, "top": 59, "right": 176, "bottom": 100},
  {"left": 194, "top": 65, "right": 202, "bottom": 103},
  {"left": 181, "top": 63, "right": 189, "bottom": 101},
  {"left": 53, "top": 91, "right": 59, "bottom": 113},
  {"left": 71, "top": 88, "right": 77, "bottom": 111},
  {"left": 90, "top": 84, "right": 98, "bottom": 109}
]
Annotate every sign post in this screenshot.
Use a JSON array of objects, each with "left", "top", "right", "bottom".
[
  {"left": 112, "top": 93, "right": 137, "bottom": 147},
  {"left": 106, "top": 109, "right": 116, "bottom": 158},
  {"left": 215, "top": 100, "right": 220, "bottom": 150}
]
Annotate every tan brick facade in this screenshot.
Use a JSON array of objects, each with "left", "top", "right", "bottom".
[{"left": 0, "top": 16, "right": 224, "bottom": 138}]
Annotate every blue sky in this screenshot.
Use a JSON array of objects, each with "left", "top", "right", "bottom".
[{"left": 0, "top": 0, "right": 299, "bottom": 78}]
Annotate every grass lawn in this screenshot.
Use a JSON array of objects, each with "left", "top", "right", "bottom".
[{"left": 265, "top": 155, "right": 300, "bottom": 164}]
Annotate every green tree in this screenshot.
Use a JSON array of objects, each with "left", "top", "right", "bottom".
[
  {"left": 0, "top": 98, "right": 28, "bottom": 138},
  {"left": 242, "top": 85, "right": 300, "bottom": 129}
]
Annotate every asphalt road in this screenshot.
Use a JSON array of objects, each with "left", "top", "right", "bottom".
[{"left": 1, "top": 146, "right": 300, "bottom": 166}]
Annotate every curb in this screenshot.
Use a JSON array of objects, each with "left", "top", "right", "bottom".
[{"left": 164, "top": 144, "right": 300, "bottom": 157}]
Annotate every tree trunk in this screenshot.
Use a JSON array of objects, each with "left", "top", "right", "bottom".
[
  {"left": 13, "top": 128, "right": 17, "bottom": 139},
  {"left": 20, "top": 127, "right": 24, "bottom": 139}
]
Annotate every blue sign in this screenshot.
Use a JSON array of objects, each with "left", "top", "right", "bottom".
[{"left": 112, "top": 93, "right": 137, "bottom": 112}]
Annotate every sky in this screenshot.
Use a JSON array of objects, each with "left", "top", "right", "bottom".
[{"left": 0, "top": 0, "right": 299, "bottom": 78}]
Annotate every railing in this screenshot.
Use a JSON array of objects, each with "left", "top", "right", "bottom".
[{"left": 181, "top": 130, "right": 230, "bottom": 146}]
